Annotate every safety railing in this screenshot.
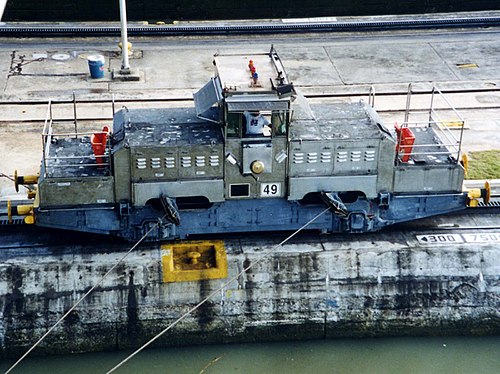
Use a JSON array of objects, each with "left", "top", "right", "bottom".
[
  {"left": 396, "top": 84, "right": 465, "bottom": 165},
  {"left": 41, "top": 98, "right": 112, "bottom": 178}
]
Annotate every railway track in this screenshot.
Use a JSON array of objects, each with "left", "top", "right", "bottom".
[
  {"left": 1, "top": 88, "right": 500, "bottom": 123},
  {"left": 1, "top": 16, "right": 500, "bottom": 37}
]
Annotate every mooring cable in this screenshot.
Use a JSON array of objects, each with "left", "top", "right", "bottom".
[
  {"left": 106, "top": 207, "right": 331, "bottom": 373},
  {"left": 0, "top": 173, "right": 32, "bottom": 191},
  {"left": 5, "top": 216, "right": 167, "bottom": 374}
]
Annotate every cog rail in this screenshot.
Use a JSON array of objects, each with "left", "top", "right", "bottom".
[{"left": 1, "top": 16, "right": 500, "bottom": 37}]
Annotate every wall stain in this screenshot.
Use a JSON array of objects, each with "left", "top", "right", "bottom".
[
  {"left": 196, "top": 279, "right": 215, "bottom": 330},
  {"left": 3, "top": 266, "right": 25, "bottom": 321},
  {"left": 127, "top": 270, "right": 140, "bottom": 346}
]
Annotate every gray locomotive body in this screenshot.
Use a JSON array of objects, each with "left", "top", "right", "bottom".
[{"left": 32, "top": 48, "right": 467, "bottom": 241}]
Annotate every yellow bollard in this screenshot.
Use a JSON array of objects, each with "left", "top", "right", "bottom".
[
  {"left": 118, "top": 41, "right": 133, "bottom": 56},
  {"left": 6, "top": 202, "right": 35, "bottom": 224},
  {"left": 467, "top": 181, "right": 491, "bottom": 207},
  {"left": 14, "top": 170, "right": 38, "bottom": 192}
]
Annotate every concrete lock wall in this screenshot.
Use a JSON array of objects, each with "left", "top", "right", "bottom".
[
  {"left": 3, "top": 1, "right": 499, "bottom": 22},
  {"left": 0, "top": 228, "right": 499, "bottom": 358}
]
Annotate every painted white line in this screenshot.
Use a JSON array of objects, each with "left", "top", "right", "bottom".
[
  {"left": 462, "top": 232, "right": 500, "bottom": 243},
  {"left": 417, "top": 232, "right": 500, "bottom": 245},
  {"left": 416, "top": 234, "right": 464, "bottom": 245}
]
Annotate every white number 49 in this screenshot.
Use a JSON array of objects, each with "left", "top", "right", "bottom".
[{"left": 260, "top": 183, "right": 281, "bottom": 197}]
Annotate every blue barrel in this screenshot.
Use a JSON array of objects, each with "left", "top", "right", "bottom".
[{"left": 88, "top": 55, "right": 105, "bottom": 79}]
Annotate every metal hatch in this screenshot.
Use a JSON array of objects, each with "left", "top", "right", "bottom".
[
  {"left": 226, "top": 95, "right": 290, "bottom": 112},
  {"left": 193, "top": 76, "right": 223, "bottom": 123}
]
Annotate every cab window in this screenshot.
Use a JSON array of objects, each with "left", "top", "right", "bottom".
[
  {"left": 225, "top": 110, "right": 288, "bottom": 138},
  {"left": 226, "top": 112, "right": 241, "bottom": 137},
  {"left": 272, "top": 111, "right": 287, "bottom": 136}
]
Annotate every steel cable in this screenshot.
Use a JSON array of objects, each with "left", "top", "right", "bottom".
[
  {"left": 106, "top": 207, "right": 331, "bottom": 373},
  {"left": 5, "top": 215, "right": 167, "bottom": 374}
]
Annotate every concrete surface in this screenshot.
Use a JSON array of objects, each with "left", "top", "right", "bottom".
[{"left": 1, "top": 26, "right": 500, "bottom": 101}]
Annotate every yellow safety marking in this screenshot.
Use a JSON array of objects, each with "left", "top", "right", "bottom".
[
  {"left": 161, "top": 240, "right": 228, "bottom": 283},
  {"left": 456, "top": 63, "right": 479, "bottom": 69},
  {"left": 443, "top": 121, "right": 464, "bottom": 128}
]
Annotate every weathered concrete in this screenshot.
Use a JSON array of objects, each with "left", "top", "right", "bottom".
[{"left": 0, "top": 214, "right": 498, "bottom": 358}]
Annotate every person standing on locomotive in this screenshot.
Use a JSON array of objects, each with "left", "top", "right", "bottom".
[{"left": 243, "top": 111, "right": 270, "bottom": 136}]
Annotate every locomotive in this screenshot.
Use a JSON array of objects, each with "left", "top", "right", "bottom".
[{"left": 11, "top": 47, "right": 479, "bottom": 241}]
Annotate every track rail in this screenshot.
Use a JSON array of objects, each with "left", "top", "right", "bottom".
[
  {"left": 2, "top": 88, "right": 500, "bottom": 123},
  {"left": 1, "top": 16, "right": 500, "bottom": 37},
  {"left": 2, "top": 85, "right": 500, "bottom": 105}
]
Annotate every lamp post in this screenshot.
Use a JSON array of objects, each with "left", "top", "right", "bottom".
[
  {"left": 119, "top": 0, "right": 130, "bottom": 72},
  {"left": 113, "top": 0, "right": 140, "bottom": 81},
  {"left": 0, "top": 0, "right": 7, "bottom": 24}
]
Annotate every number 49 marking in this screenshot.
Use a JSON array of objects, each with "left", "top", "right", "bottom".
[{"left": 260, "top": 183, "right": 281, "bottom": 197}]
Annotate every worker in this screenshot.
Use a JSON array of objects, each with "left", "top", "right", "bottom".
[{"left": 243, "top": 111, "right": 270, "bottom": 136}]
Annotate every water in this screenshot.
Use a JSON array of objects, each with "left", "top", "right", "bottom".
[{"left": 1, "top": 336, "right": 499, "bottom": 373}]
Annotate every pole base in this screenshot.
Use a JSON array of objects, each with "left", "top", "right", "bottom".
[{"left": 112, "top": 68, "right": 142, "bottom": 81}]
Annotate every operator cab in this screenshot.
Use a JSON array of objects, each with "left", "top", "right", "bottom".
[
  {"left": 193, "top": 46, "right": 295, "bottom": 199},
  {"left": 194, "top": 46, "right": 295, "bottom": 140}
]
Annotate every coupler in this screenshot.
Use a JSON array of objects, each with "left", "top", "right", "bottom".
[
  {"left": 7, "top": 200, "right": 35, "bottom": 224},
  {"left": 467, "top": 181, "right": 491, "bottom": 207}
]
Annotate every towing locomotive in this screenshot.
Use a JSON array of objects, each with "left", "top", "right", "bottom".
[{"left": 10, "top": 47, "right": 481, "bottom": 241}]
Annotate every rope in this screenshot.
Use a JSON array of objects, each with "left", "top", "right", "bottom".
[
  {"left": 0, "top": 173, "right": 32, "bottom": 191},
  {"left": 5, "top": 217, "right": 166, "bottom": 374},
  {"left": 107, "top": 207, "right": 331, "bottom": 373},
  {"left": 0, "top": 173, "right": 14, "bottom": 182}
]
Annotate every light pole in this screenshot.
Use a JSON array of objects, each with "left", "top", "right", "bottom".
[
  {"left": 113, "top": 0, "right": 140, "bottom": 80},
  {"left": 0, "top": 0, "right": 8, "bottom": 24},
  {"left": 119, "top": 0, "right": 130, "bottom": 72}
]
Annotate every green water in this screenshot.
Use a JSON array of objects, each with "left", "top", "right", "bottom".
[{"left": 1, "top": 336, "right": 499, "bottom": 373}]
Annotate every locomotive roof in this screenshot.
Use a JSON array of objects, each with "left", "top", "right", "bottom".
[
  {"left": 213, "top": 52, "right": 289, "bottom": 94},
  {"left": 114, "top": 107, "right": 223, "bottom": 147},
  {"left": 290, "top": 100, "right": 392, "bottom": 141}
]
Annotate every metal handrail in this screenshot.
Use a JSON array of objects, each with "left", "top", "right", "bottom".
[
  {"left": 41, "top": 101, "right": 53, "bottom": 178},
  {"left": 397, "top": 85, "right": 465, "bottom": 164},
  {"left": 41, "top": 100, "right": 112, "bottom": 178},
  {"left": 368, "top": 86, "right": 375, "bottom": 107}
]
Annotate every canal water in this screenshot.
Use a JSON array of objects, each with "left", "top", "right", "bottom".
[{"left": 1, "top": 335, "right": 498, "bottom": 373}]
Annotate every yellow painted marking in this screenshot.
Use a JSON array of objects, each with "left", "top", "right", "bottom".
[
  {"left": 456, "top": 63, "right": 478, "bottom": 69},
  {"left": 443, "top": 121, "right": 464, "bottom": 128}
]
